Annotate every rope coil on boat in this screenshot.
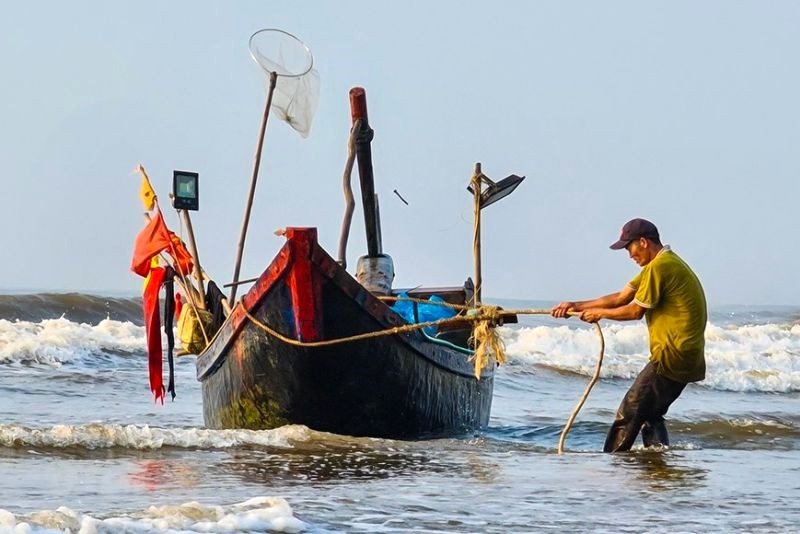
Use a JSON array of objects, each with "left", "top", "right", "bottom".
[{"left": 239, "top": 297, "right": 605, "bottom": 454}]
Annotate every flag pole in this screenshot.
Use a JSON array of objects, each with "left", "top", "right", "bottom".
[{"left": 230, "top": 70, "right": 279, "bottom": 303}]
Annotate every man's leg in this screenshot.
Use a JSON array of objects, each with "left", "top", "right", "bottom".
[
  {"left": 603, "top": 363, "right": 659, "bottom": 453},
  {"left": 641, "top": 419, "right": 668, "bottom": 447},
  {"left": 641, "top": 374, "right": 686, "bottom": 448}
]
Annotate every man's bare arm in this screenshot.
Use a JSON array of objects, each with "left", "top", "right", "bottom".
[
  {"left": 552, "top": 285, "right": 636, "bottom": 318},
  {"left": 580, "top": 301, "right": 646, "bottom": 323}
]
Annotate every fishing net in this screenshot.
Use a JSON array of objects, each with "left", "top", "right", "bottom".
[{"left": 249, "top": 28, "right": 320, "bottom": 138}]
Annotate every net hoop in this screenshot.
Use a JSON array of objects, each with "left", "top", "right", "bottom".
[{"left": 248, "top": 28, "right": 314, "bottom": 78}]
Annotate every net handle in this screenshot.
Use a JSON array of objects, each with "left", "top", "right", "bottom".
[{"left": 248, "top": 28, "right": 314, "bottom": 78}]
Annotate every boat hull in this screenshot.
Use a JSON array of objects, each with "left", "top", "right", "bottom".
[{"left": 196, "top": 228, "right": 494, "bottom": 439}]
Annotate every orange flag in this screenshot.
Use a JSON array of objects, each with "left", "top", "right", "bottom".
[{"left": 131, "top": 211, "right": 172, "bottom": 277}]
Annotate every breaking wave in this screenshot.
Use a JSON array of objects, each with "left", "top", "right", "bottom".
[
  {"left": 0, "top": 423, "right": 314, "bottom": 451},
  {"left": 0, "top": 318, "right": 145, "bottom": 366},
  {"left": 0, "top": 496, "right": 306, "bottom": 533},
  {"left": 502, "top": 322, "right": 800, "bottom": 393}
]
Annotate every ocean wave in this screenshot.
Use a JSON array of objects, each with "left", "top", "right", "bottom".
[
  {"left": 2, "top": 308, "right": 798, "bottom": 392},
  {"left": 0, "top": 423, "right": 313, "bottom": 450},
  {"left": 501, "top": 322, "right": 800, "bottom": 393},
  {"left": 670, "top": 416, "right": 800, "bottom": 450},
  {"left": 0, "top": 293, "right": 142, "bottom": 324},
  {"left": 0, "top": 496, "right": 306, "bottom": 533},
  {"left": 682, "top": 416, "right": 797, "bottom": 434},
  {"left": 0, "top": 318, "right": 145, "bottom": 366}
]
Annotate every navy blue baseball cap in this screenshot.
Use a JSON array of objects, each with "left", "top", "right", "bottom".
[{"left": 609, "top": 218, "right": 660, "bottom": 250}]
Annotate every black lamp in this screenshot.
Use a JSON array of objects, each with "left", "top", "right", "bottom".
[{"left": 173, "top": 170, "right": 199, "bottom": 211}]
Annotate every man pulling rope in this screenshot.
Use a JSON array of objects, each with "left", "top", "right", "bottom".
[{"left": 552, "top": 218, "right": 708, "bottom": 453}]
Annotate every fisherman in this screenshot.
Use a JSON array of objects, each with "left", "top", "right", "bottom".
[{"left": 552, "top": 218, "right": 707, "bottom": 452}]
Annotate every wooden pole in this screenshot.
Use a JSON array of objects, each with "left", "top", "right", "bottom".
[
  {"left": 230, "top": 70, "right": 279, "bottom": 303},
  {"left": 349, "top": 87, "right": 381, "bottom": 257},
  {"left": 472, "top": 162, "right": 482, "bottom": 306},
  {"left": 180, "top": 209, "right": 205, "bottom": 304}
]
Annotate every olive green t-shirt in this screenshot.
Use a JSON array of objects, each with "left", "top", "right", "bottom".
[{"left": 628, "top": 247, "right": 707, "bottom": 383}]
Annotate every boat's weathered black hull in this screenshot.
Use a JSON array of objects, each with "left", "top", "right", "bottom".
[{"left": 196, "top": 228, "right": 494, "bottom": 439}]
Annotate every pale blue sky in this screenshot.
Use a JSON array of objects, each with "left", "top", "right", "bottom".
[{"left": 1, "top": 2, "right": 798, "bottom": 305}]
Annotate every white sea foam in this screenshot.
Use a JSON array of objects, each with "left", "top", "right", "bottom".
[
  {"left": 0, "top": 423, "right": 312, "bottom": 450},
  {"left": 0, "top": 496, "right": 306, "bottom": 533},
  {"left": 501, "top": 322, "right": 800, "bottom": 393},
  {"left": 0, "top": 318, "right": 145, "bottom": 366}
]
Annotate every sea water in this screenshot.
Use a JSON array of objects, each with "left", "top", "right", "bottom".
[{"left": 0, "top": 294, "right": 798, "bottom": 532}]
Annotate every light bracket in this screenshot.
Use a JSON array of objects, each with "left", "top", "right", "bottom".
[{"left": 467, "top": 173, "right": 525, "bottom": 209}]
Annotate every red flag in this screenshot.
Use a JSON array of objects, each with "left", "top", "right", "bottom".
[
  {"left": 143, "top": 266, "right": 167, "bottom": 403},
  {"left": 131, "top": 211, "right": 171, "bottom": 277},
  {"left": 131, "top": 211, "right": 194, "bottom": 277}
]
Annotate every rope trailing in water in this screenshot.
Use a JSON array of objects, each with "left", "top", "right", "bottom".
[
  {"left": 556, "top": 320, "right": 604, "bottom": 455},
  {"left": 240, "top": 297, "right": 604, "bottom": 454}
]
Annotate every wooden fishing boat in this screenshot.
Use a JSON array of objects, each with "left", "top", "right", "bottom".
[
  {"left": 190, "top": 73, "right": 524, "bottom": 439},
  {"left": 196, "top": 227, "right": 496, "bottom": 439}
]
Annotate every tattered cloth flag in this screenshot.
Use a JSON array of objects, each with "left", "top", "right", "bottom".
[
  {"left": 138, "top": 164, "right": 157, "bottom": 211},
  {"left": 142, "top": 262, "right": 167, "bottom": 402},
  {"left": 131, "top": 211, "right": 193, "bottom": 277}
]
